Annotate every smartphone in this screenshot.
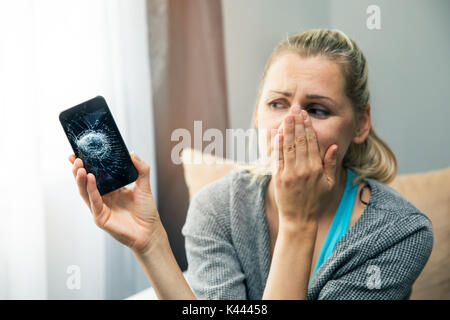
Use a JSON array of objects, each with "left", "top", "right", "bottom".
[{"left": 59, "top": 96, "right": 138, "bottom": 195}]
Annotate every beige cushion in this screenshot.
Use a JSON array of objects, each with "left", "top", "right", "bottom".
[
  {"left": 181, "top": 148, "right": 236, "bottom": 201},
  {"left": 389, "top": 168, "right": 450, "bottom": 299},
  {"left": 181, "top": 148, "right": 450, "bottom": 299}
]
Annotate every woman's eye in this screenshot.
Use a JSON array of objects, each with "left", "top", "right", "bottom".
[
  {"left": 307, "top": 106, "right": 329, "bottom": 117},
  {"left": 269, "top": 101, "right": 285, "bottom": 109}
]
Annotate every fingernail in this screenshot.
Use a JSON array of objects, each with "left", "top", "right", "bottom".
[
  {"left": 132, "top": 152, "right": 140, "bottom": 161},
  {"left": 301, "top": 110, "right": 308, "bottom": 121},
  {"left": 292, "top": 105, "right": 301, "bottom": 114},
  {"left": 286, "top": 116, "right": 294, "bottom": 125}
]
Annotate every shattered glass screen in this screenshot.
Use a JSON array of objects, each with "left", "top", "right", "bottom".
[{"left": 59, "top": 97, "right": 138, "bottom": 195}]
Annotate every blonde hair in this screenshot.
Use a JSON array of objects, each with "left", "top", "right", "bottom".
[{"left": 238, "top": 29, "right": 397, "bottom": 186}]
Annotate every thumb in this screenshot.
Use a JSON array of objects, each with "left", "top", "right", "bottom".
[
  {"left": 130, "top": 152, "right": 151, "bottom": 192},
  {"left": 323, "top": 145, "right": 338, "bottom": 187}
]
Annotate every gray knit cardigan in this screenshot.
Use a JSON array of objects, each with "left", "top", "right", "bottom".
[{"left": 181, "top": 168, "right": 434, "bottom": 300}]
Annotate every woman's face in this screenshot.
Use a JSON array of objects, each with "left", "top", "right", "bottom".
[{"left": 256, "top": 52, "right": 369, "bottom": 168}]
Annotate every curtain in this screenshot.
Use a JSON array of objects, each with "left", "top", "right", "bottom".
[
  {"left": 0, "top": 0, "right": 156, "bottom": 299},
  {"left": 146, "top": 0, "right": 229, "bottom": 270}
]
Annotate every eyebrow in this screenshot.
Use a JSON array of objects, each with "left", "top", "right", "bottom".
[
  {"left": 270, "top": 90, "right": 293, "bottom": 97},
  {"left": 269, "top": 90, "right": 337, "bottom": 107}
]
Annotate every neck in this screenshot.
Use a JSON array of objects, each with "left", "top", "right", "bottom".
[{"left": 266, "top": 166, "right": 348, "bottom": 220}]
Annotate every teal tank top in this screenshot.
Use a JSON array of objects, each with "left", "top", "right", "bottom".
[{"left": 310, "top": 167, "right": 358, "bottom": 281}]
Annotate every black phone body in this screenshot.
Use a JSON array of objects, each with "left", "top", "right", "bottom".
[{"left": 59, "top": 96, "right": 138, "bottom": 195}]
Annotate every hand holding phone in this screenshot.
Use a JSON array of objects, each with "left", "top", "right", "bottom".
[
  {"left": 68, "top": 151, "right": 164, "bottom": 255},
  {"left": 63, "top": 97, "right": 193, "bottom": 299},
  {"left": 61, "top": 96, "right": 164, "bottom": 254}
]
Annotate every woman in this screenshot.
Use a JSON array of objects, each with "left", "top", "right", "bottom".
[{"left": 69, "top": 29, "right": 433, "bottom": 300}]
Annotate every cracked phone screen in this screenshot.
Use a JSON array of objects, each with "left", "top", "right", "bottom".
[{"left": 59, "top": 96, "right": 138, "bottom": 195}]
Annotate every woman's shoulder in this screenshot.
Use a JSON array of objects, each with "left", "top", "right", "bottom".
[
  {"left": 187, "top": 168, "right": 264, "bottom": 217},
  {"left": 191, "top": 168, "right": 264, "bottom": 204},
  {"left": 362, "top": 176, "right": 433, "bottom": 237},
  {"left": 328, "top": 177, "right": 434, "bottom": 288},
  {"left": 183, "top": 168, "right": 265, "bottom": 236},
  {"left": 366, "top": 177, "right": 427, "bottom": 213}
]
